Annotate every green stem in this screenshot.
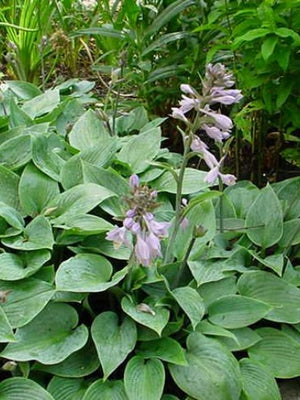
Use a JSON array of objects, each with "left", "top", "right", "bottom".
[
  {"left": 164, "top": 132, "right": 193, "bottom": 264},
  {"left": 174, "top": 236, "right": 197, "bottom": 288}
]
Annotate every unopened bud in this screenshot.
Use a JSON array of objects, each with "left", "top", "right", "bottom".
[
  {"left": 2, "top": 361, "right": 17, "bottom": 372},
  {"left": 193, "top": 225, "right": 207, "bottom": 238},
  {"left": 136, "top": 303, "right": 156, "bottom": 316}
]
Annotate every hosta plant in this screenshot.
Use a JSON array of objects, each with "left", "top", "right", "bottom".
[{"left": 0, "top": 66, "right": 299, "bottom": 400}]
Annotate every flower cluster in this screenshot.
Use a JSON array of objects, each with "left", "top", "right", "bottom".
[
  {"left": 106, "top": 175, "right": 170, "bottom": 267},
  {"left": 171, "top": 63, "right": 243, "bottom": 185}
]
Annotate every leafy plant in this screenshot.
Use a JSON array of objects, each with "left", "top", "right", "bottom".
[{"left": 0, "top": 66, "right": 299, "bottom": 400}]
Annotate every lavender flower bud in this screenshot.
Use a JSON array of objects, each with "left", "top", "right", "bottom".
[{"left": 129, "top": 174, "right": 139, "bottom": 190}]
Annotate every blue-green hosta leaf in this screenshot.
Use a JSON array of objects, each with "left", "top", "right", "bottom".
[
  {"left": 32, "top": 135, "right": 65, "bottom": 181},
  {"left": 208, "top": 295, "right": 272, "bottom": 329},
  {"left": 0, "top": 135, "right": 31, "bottom": 170},
  {"left": 78, "top": 233, "right": 131, "bottom": 260},
  {"left": 9, "top": 97, "right": 32, "bottom": 128},
  {"left": 19, "top": 163, "right": 60, "bottom": 217},
  {"left": 56, "top": 253, "right": 127, "bottom": 292},
  {"left": 195, "top": 320, "right": 239, "bottom": 342},
  {"left": 69, "top": 109, "right": 110, "bottom": 151},
  {"left": 0, "top": 377, "right": 54, "bottom": 400},
  {"left": 2, "top": 215, "right": 54, "bottom": 250},
  {"left": 240, "top": 358, "right": 281, "bottom": 400},
  {"left": 279, "top": 219, "right": 300, "bottom": 248},
  {"left": 80, "top": 137, "right": 118, "bottom": 168},
  {"left": 22, "top": 89, "right": 60, "bottom": 119},
  {"left": 0, "top": 306, "right": 15, "bottom": 342},
  {"left": 169, "top": 333, "right": 241, "bottom": 400},
  {"left": 138, "top": 337, "right": 187, "bottom": 366},
  {"left": 60, "top": 154, "right": 84, "bottom": 190},
  {"left": 83, "top": 164, "right": 129, "bottom": 196},
  {"left": 274, "top": 176, "right": 300, "bottom": 220},
  {"left": 238, "top": 271, "right": 300, "bottom": 323},
  {"left": 46, "top": 183, "right": 115, "bottom": 224},
  {"left": 0, "top": 165, "right": 20, "bottom": 210},
  {"left": 217, "top": 327, "right": 262, "bottom": 352},
  {"left": 117, "top": 128, "right": 161, "bottom": 173},
  {"left": 1, "top": 302, "right": 88, "bottom": 364},
  {"left": 91, "top": 311, "right": 137, "bottom": 380},
  {"left": 0, "top": 250, "right": 51, "bottom": 280},
  {"left": 55, "top": 214, "right": 113, "bottom": 237},
  {"left": 172, "top": 287, "right": 205, "bottom": 329},
  {"left": 124, "top": 356, "right": 165, "bottom": 400},
  {"left": 198, "top": 277, "right": 237, "bottom": 307},
  {"left": 248, "top": 327, "right": 300, "bottom": 378},
  {"left": 5, "top": 81, "right": 42, "bottom": 100},
  {"left": 48, "top": 377, "right": 88, "bottom": 400},
  {"left": 188, "top": 259, "right": 231, "bottom": 286},
  {"left": 121, "top": 296, "right": 169, "bottom": 335},
  {"left": 152, "top": 168, "right": 209, "bottom": 194},
  {"left": 0, "top": 201, "right": 24, "bottom": 230},
  {"left": 0, "top": 278, "right": 55, "bottom": 328},
  {"left": 245, "top": 184, "right": 283, "bottom": 248},
  {"left": 83, "top": 380, "right": 128, "bottom": 400},
  {"left": 34, "top": 340, "right": 99, "bottom": 378}
]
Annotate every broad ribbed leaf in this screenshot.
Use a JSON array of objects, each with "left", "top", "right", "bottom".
[
  {"left": 22, "top": 89, "right": 60, "bottom": 119},
  {"left": 117, "top": 128, "right": 161, "bottom": 173},
  {"left": 19, "top": 163, "right": 59, "bottom": 217},
  {"left": 2, "top": 215, "right": 54, "bottom": 250},
  {"left": 121, "top": 296, "right": 169, "bottom": 335},
  {"left": 0, "top": 250, "right": 51, "bottom": 280},
  {"left": 218, "top": 327, "right": 261, "bottom": 352},
  {"left": 1, "top": 302, "right": 88, "bottom": 364},
  {"left": 240, "top": 358, "right": 281, "bottom": 400},
  {"left": 0, "top": 278, "right": 54, "bottom": 327},
  {"left": 124, "top": 356, "right": 165, "bottom": 400},
  {"left": 91, "top": 311, "right": 137, "bottom": 380},
  {"left": 69, "top": 109, "right": 110, "bottom": 151},
  {"left": 208, "top": 295, "right": 272, "bottom": 329},
  {"left": 0, "top": 165, "right": 20, "bottom": 209},
  {"left": 83, "top": 380, "right": 128, "bottom": 400},
  {"left": 56, "top": 254, "right": 127, "bottom": 292},
  {"left": 138, "top": 337, "right": 187, "bottom": 365},
  {"left": 35, "top": 340, "right": 99, "bottom": 377},
  {"left": 0, "top": 377, "right": 54, "bottom": 400},
  {"left": 169, "top": 333, "right": 241, "bottom": 400},
  {"left": 48, "top": 377, "right": 88, "bottom": 400},
  {"left": 46, "top": 183, "right": 115, "bottom": 223},
  {"left": 238, "top": 271, "right": 300, "bottom": 323},
  {"left": 32, "top": 135, "right": 65, "bottom": 181},
  {"left": 248, "top": 328, "right": 300, "bottom": 378},
  {"left": 0, "top": 135, "right": 31, "bottom": 170},
  {"left": 81, "top": 138, "right": 117, "bottom": 168},
  {"left": 172, "top": 287, "right": 205, "bottom": 329},
  {"left": 153, "top": 168, "right": 209, "bottom": 194},
  {"left": 245, "top": 184, "right": 283, "bottom": 248},
  {"left": 0, "top": 306, "right": 15, "bottom": 342},
  {"left": 0, "top": 201, "right": 24, "bottom": 231}
]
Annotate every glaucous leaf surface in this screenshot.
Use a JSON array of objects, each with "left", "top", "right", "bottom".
[
  {"left": 169, "top": 333, "right": 241, "bottom": 400},
  {"left": 83, "top": 379, "right": 128, "bottom": 400},
  {"left": 48, "top": 377, "right": 88, "bottom": 400},
  {"left": 91, "top": 311, "right": 137, "bottom": 380},
  {"left": 124, "top": 356, "right": 165, "bottom": 400},
  {"left": 240, "top": 358, "right": 281, "bottom": 400},
  {"left": 248, "top": 327, "right": 300, "bottom": 378},
  {"left": 0, "top": 377, "right": 54, "bottom": 400},
  {"left": 121, "top": 296, "right": 169, "bottom": 335},
  {"left": 245, "top": 184, "right": 283, "bottom": 248},
  {"left": 1, "top": 302, "right": 88, "bottom": 364}
]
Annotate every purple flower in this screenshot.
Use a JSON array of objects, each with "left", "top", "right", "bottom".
[
  {"left": 129, "top": 174, "right": 139, "bottom": 190},
  {"left": 106, "top": 226, "right": 130, "bottom": 249},
  {"left": 204, "top": 166, "right": 220, "bottom": 184},
  {"left": 180, "top": 217, "right": 189, "bottom": 231},
  {"left": 219, "top": 173, "right": 237, "bottom": 186},
  {"left": 210, "top": 88, "right": 243, "bottom": 105},
  {"left": 171, "top": 107, "right": 189, "bottom": 123},
  {"left": 180, "top": 84, "right": 198, "bottom": 96},
  {"left": 202, "top": 124, "right": 230, "bottom": 143},
  {"left": 135, "top": 234, "right": 152, "bottom": 266}
]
